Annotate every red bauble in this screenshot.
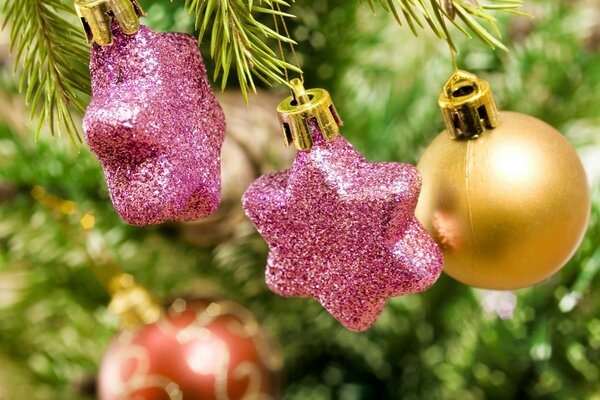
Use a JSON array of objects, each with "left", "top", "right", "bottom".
[{"left": 98, "top": 299, "right": 283, "bottom": 400}]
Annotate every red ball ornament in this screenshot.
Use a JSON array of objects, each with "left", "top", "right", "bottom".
[{"left": 98, "top": 299, "right": 283, "bottom": 400}]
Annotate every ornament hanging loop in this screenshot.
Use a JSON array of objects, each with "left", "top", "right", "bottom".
[
  {"left": 291, "top": 79, "right": 311, "bottom": 105},
  {"left": 439, "top": 70, "right": 500, "bottom": 140},
  {"left": 74, "top": 0, "right": 146, "bottom": 46},
  {"left": 277, "top": 78, "right": 343, "bottom": 151}
]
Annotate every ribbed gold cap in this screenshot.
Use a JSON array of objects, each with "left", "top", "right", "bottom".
[
  {"left": 74, "top": 0, "right": 146, "bottom": 46},
  {"left": 439, "top": 70, "right": 500, "bottom": 140},
  {"left": 277, "top": 79, "right": 343, "bottom": 151}
]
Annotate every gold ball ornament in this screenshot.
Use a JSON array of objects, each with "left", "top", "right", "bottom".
[{"left": 415, "top": 71, "right": 591, "bottom": 290}]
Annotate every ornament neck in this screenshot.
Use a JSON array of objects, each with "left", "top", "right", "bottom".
[
  {"left": 277, "top": 79, "right": 342, "bottom": 151},
  {"left": 75, "top": 0, "right": 146, "bottom": 46},
  {"left": 108, "top": 273, "right": 162, "bottom": 330},
  {"left": 438, "top": 70, "right": 500, "bottom": 140}
]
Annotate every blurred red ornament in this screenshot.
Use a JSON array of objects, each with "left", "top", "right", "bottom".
[{"left": 98, "top": 299, "right": 283, "bottom": 400}]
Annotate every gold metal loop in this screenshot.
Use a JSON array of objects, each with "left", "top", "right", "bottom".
[
  {"left": 75, "top": 0, "right": 146, "bottom": 46},
  {"left": 439, "top": 70, "right": 500, "bottom": 140}
]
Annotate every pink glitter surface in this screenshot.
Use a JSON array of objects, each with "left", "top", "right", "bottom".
[
  {"left": 243, "top": 127, "right": 443, "bottom": 331},
  {"left": 84, "top": 25, "right": 225, "bottom": 226}
]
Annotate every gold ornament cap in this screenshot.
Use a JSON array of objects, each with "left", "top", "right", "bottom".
[
  {"left": 277, "top": 78, "right": 343, "bottom": 151},
  {"left": 75, "top": 0, "right": 146, "bottom": 46},
  {"left": 108, "top": 273, "right": 162, "bottom": 329},
  {"left": 439, "top": 70, "right": 500, "bottom": 140}
]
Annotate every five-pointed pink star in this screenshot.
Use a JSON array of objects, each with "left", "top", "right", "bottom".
[{"left": 243, "top": 129, "right": 443, "bottom": 331}]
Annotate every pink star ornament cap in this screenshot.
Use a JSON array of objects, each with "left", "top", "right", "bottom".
[
  {"left": 84, "top": 24, "right": 226, "bottom": 226},
  {"left": 242, "top": 82, "right": 443, "bottom": 331}
]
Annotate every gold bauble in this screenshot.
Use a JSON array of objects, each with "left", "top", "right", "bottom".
[{"left": 416, "top": 71, "right": 591, "bottom": 290}]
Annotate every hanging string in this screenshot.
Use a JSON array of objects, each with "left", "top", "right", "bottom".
[
  {"left": 448, "top": 44, "right": 459, "bottom": 72},
  {"left": 440, "top": 1, "right": 459, "bottom": 72},
  {"left": 271, "top": 2, "right": 303, "bottom": 84}
]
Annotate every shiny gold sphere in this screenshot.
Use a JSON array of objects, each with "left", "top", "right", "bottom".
[{"left": 416, "top": 112, "right": 591, "bottom": 290}]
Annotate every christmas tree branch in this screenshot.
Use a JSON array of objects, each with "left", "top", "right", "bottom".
[
  {"left": 362, "top": 0, "right": 525, "bottom": 51},
  {"left": 0, "top": 0, "right": 525, "bottom": 142},
  {"left": 185, "top": 0, "right": 302, "bottom": 101},
  {"left": 1, "top": 0, "right": 90, "bottom": 146}
]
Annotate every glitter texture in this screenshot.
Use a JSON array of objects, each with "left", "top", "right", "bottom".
[
  {"left": 84, "top": 25, "right": 225, "bottom": 226},
  {"left": 242, "top": 127, "right": 443, "bottom": 331}
]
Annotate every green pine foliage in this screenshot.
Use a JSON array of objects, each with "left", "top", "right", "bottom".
[
  {"left": 362, "top": 0, "right": 525, "bottom": 51},
  {"left": 182, "top": 0, "right": 302, "bottom": 97},
  {"left": 1, "top": 0, "right": 90, "bottom": 145},
  {"left": 0, "top": 0, "right": 521, "bottom": 142},
  {"left": 0, "top": 0, "right": 599, "bottom": 399}
]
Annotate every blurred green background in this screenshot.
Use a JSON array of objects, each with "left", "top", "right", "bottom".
[{"left": 1, "top": 0, "right": 600, "bottom": 399}]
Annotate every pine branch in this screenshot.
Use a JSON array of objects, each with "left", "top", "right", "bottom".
[
  {"left": 184, "top": 0, "right": 302, "bottom": 101},
  {"left": 362, "top": 0, "right": 526, "bottom": 51},
  {"left": 1, "top": 0, "right": 90, "bottom": 146},
  {"left": 0, "top": 0, "right": 524, "bottom": 144}
]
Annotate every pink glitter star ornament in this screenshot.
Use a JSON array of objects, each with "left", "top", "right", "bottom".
[
  {"left": 242, "top": 81, "right": 443, "bottom": 331},
  {"left": 83, "top": 24, "right": 226, "bottom": 226}
]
